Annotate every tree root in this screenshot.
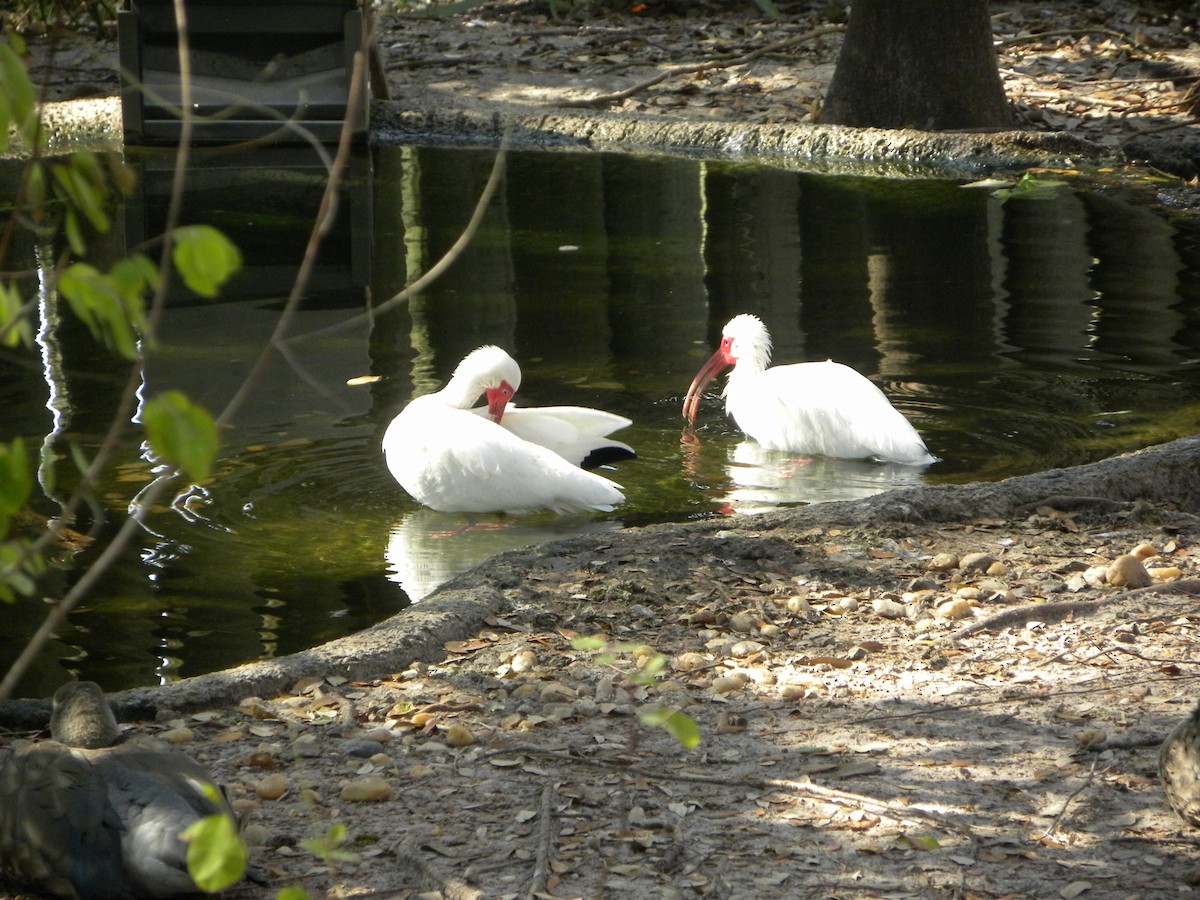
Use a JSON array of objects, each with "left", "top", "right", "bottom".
[{"left": 952, "top": 579, "right": 1200, "bottom": 640}]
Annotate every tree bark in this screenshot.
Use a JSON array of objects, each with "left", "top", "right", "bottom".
[{"left": 821, "top": 0, "right": 1011, "bottom": 131}]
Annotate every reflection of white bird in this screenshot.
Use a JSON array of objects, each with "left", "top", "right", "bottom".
[
  {"left": 383, "top": 346, "right": 633, "bottom": 514},
  {"left": 683, "top": 314, "right": 936, "bottom": 465},
  {"left": 386, "top": 508, "right": 622, "bottom": 601},
  {"left": 724, "top": 441, "right": 927, "bottom": 513}
]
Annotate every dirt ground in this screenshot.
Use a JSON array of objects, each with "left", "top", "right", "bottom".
[
  {"left": 9, "top": 435, "right": 1200, "bottom": 900},
  {"left": 365, "top": 0, "right": 1200, "bottom": 178},
  {"left": 7, "top": 3, "right": 1200, "bottom": 899}
]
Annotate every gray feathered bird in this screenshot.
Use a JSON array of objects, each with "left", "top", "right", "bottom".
[
  {"left": 0, "top": 681, "right": 246, "bottom": 899},
  {"left": 1160, "top": 700, "right": 1200, "bottom": 828}
]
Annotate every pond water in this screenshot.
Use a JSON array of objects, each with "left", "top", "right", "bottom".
[{"left": 3, "top": 143, "right": 1200, "bottom": 695}]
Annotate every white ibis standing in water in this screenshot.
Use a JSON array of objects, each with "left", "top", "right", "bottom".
[
  {"left": 683, "top": 314, "right": 936, "bottom": 466},
  {"left": 0, "top": 681, "right": 247, "bottom": 900},
  {"left": 383, "top": 345, "right": 634, "bottom": 514}
]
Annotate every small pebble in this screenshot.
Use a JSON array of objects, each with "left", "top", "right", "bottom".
[
  {"left": 1107, "top": 554, "right": 1152, "bottom": 588},
  {"left": 444, "top": 723, "right": 476, "bottom": 747},
  {"left": 729, "top": 640, "right": 766, "bottom": 658},
  {"left": 160, "top": 726, "right": 194, "bottom": 744},
  {"left": 934, "top": 598, "right": 974, "bottom": 620},
  {"left": 299, "top": 788, "right": 321, "bottom": 805},
  {"left": 672, "top": 651, "right": 709, "bottom": 672},
  {"left": 255, "top": 773, "right": 289, "bottom": 801},
  {"left": 340, "top": 776, "right": 392, "bottom": 803},
  {"left": 907, "top": 577, "right": 940, "bottom": 592},
  {"left": 712, "top": 673, "right": 749, "bottom": 694},
  {"left": 729, "top": 612, "right": 755, "bottom": 633},
  {"left": 872, "top": 598, "right": 907, "bottom": 619},
  {"left": 241, "top": 823, "right": 269, "bottom": 847},
  {"left": 510, "top": 649, "right": 538, "bottom": 673},
  {"left": 573, "top": 698, "right": 599, "bottom": 717},
  {"left": 960, "top": 552, "right": 997, "bottom": 574},
  {"left": 927, "top": 552, "right": 959, "bottom": 572},
  {"left": 540, "top": 682, "right": 576, "bottom": 704},
  {"left": 342, "top": 740, "right": 383, "bottom": 759}
]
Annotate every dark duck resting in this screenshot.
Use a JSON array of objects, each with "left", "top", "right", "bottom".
[
  {"left": 1161, "top": 699, "right": 1200, "bottom": 828},
  {"left": 0, "top": 681, "right": 246, "bottom": 899}
]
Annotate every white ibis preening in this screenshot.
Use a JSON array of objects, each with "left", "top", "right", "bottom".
[
  {"left": 383, "top": 346, "right": 634, "bottom": 514},
  {"left": 0, "top": 681, "right": 246, "bottom": 900},
  {"left": 683, "top": 314, "right": 936, "bottom": 466}
]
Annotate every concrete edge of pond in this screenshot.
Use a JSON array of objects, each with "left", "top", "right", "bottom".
[
  {"left": 15, "top": 95, "right": 1120, "bottom": 179},
  {"left": 370, "top": 100, "right": 1117, "bottom": 175},
  {"left": 2, "top": 433, "right": 1197, "bottom": 723}
]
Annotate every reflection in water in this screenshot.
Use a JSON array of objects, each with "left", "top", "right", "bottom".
[
  {"left": 5, "top": 143, "right": 1200, "bottom": 691},
  {"left": 384, "top": 509, "right": 621, "bottom": 602},
  {"left": 723, "top": 441, "right": 929, "bottom": 514}
]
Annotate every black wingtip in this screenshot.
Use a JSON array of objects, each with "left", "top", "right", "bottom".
[{"left": 580, "top": 447, "right": 638, "bottom": 470}]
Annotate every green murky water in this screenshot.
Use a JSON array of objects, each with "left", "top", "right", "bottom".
[{"left": 3, "top": 144, "right": 1200, "bottom": 693}]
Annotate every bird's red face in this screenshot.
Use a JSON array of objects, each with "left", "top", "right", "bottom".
[
  {"left": 682, "top": 337, "right": 736, "bottom": 426},
  {"left": 485, "top": 380, "right": 516, "bottom": 423}
]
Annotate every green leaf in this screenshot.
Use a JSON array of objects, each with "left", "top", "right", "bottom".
[
  {"left": 275, "top": 889, "right": 312, "bottom": 900},
  {"left": 0, "top": 439, "right": 32, "bottom": 537},
  {"left": 58, "top": 256, "right": 158, "bottom": 359},
  {"left": 639, "top": 654, "right": 666, "bottom": 678},
  {"left": 0, "top": 38, "right": 38, "bottom": 151},
  {"left": 142, "top": 391, "right": 219, "bottom": 482},
  {"left": 571, "top": 635, "right": 608, "bottom": 652},
  {"left": 300, "top": 822, "right": 359, "bottom": 865},
  {"left": 0, "top": 282, "right": 33, "bottom": 349},
  {"left": 173, "top": 225, "right": 242, "bottom": 297},
  {"left": 0, "top": 540, "right": 44, "bottom": 604},
  {"left": 639, "top": 706, "right": 701, "bottom": 749},
  {"left": 183, "top": 812, "right": 246, "bottom": 893},
  {"left": 898, "top": 833, "right": 941, "bottom": 851},
  {"left": 994, "top": 172, "right": 1070, "bottom": 203}
]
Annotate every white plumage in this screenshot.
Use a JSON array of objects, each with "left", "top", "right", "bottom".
[
  {"left": 683, "top": 314, "right": 935, "bottom": 466},
  {"left": 383, "top": 346, "right": 632, "bottom": 514}
]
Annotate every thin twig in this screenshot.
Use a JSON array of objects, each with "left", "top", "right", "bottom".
[
  {"left": 952, "top": 580, "right": 1200, "bottom": 640},
  {"left": 1041, "top": 754, "right": 1098, "bottom": 840},
  {"left": 996, "top": 28, "right": 1139, "bottom": 49},
  {"left": 393, "top": 840, "right": 485, "bottom": 900},
  {"left": 556, "top": 24, "right": 843, "bottom": 109}
]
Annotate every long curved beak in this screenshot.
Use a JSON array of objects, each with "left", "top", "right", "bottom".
[
  {"left": 485, "top": 381, "right": 513, "bottom": 423},
  {"left": 682, "top": 350, "right": 731, "bottom": 425}
]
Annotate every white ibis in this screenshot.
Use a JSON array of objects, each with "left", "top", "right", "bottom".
[
  {"left": 0, "top": 681, "right": 246, "bottom": 900},
  {"left": 383, "top": 346, "right": 633, "bottom": 514},
  {"left": 683, "top": 314, "right": 936, "bottom": 466}
]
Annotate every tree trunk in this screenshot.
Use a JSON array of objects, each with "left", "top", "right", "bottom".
[{"left": 821, "top": 0, "right": 1011, "bottom": 131}]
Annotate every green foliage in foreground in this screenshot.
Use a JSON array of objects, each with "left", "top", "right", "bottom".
[
  {"left": 573, "top": 635, "right": 702, "bottom": 749},
  {"left": 182, "top": 789, "right": 247, "bottom": 894}
]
